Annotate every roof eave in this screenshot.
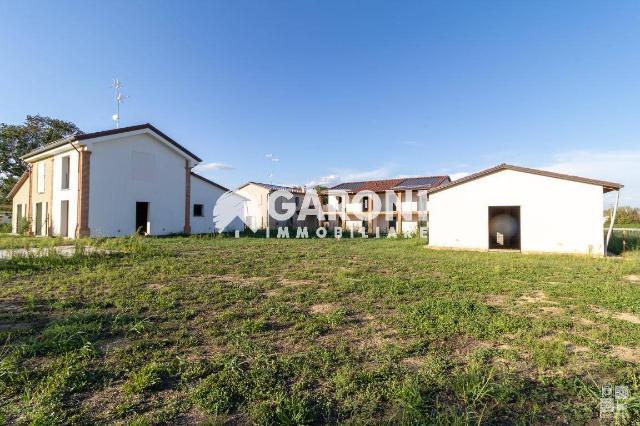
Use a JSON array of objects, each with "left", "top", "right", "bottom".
[{"left": 429, "top": 164, "right": 623, "bottom": 194}]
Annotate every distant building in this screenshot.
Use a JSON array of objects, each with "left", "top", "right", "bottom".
[
  {"left": 327, "top": 176, "right": 450, "bottom": 234},
  {"left": 8, "top": 124, "right": 238, "bottom": 237},
  {"left": 237, "top": 182, "right": 319, "bottom": 231},
  {"left": 428, "top": 164, "right": 623, "bottom": 255}
]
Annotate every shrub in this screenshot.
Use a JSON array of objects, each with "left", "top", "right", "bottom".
[{"left": 605, "top": 206, "right": 640, "bottom": 225}]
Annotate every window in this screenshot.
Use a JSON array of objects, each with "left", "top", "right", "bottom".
[
  {"left": 193, "top": 204, "right": 204, "bottom": 217},
  {"left": 362, "top": 197, "right": 369, "bottom": 212},
  {"left": 61, "top": 156, "right": 70, "bottom": 190},
  {"left": 418, "top": 194, "right": 428, "bottom": 211},
  {"left": 37, "top": 162, "right": 45, "bottom": 193}
]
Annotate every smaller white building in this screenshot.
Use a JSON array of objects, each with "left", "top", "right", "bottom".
[
  {"left": 189, "top": 172, "right": 231, "bottom": 234},
  {"left": 427, "top": 164, "right": 622, "bottom": 256}
]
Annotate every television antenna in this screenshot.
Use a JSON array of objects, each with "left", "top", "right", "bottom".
[
  {"left": 265, "top": 153, "right": 280, "bottom": 184},
  {"left": 111, "top": 78, "right": 128, "bottom": 128}
]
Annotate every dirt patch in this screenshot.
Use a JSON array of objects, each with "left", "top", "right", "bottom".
[
  {"left": 264, "top": 289, "right": 280, "bottom": 297},
  {"left": 576, "top": 317, "right": 595, "bottom": 326},
  {"left": 612, "top": 312, "right": 640, "bottom": 325},
  {"left": 623, "top": 275, "right": 640, "bottom": 283},
  {"left": 99, "top": 337, "right": 131, "bottom": 353},
  {"left": 448, "top": 335, "right": 492, "bottom": 357},
  {"left": 282, "top": 278, "right": 316, "bottom": 288},
  {"left": 516, "top": 290, "right": 556, "bottom": 305},
  {"left": 485, "top": 294, "right": 509, "bottom": 306},
  {"left": 592, "top": 306, "right": 640, "bottom": 325},
  {"left": 565, "top": 342, "right": 591, "bottom": 354},
  {"left": 401, "top": 355, "right": 428, "bottom": 370},
  {"left": 310, "top": 303, "right": 339, "bottom": 314},
  {"left": 540, "top": 306, "right": 564, "bottom": 315},
  {"left": 610, "top": 346, "right": 640, "bottom": 363}
]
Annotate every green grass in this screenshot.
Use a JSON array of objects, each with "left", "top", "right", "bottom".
[
  {"left": 606, "top": 223, "right": 640, "bottom": 229},
  {"left": 0, "top": 235, "right": 639, "bottom": 424}
]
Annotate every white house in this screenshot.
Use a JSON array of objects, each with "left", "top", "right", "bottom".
[
  {"left": 427, "top": 164, "right": 623, "bottom": 255},
  {"left": 8, "top": 123, "right": 236, "bottom": 238},
  {"left": 328, "top": 176, "right": 450, "bottom": 234}
]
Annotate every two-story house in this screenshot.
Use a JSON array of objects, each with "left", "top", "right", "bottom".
[
  {"left": 327, "top": 176, "right": 451, "bottom": 234},
  {"left": 8, "top": 123, "right": 234, "bottom": 237}
]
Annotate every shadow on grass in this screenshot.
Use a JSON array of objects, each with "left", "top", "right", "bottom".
[{"left": 0, "top": 251, "right": 128, "bottom": 274}]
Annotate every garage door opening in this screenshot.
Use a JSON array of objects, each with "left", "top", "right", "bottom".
[{"left": 488, "top": 206, "right": 520, "bottom": 250}]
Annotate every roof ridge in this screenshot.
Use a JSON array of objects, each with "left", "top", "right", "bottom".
[
  {"left": 22, "top": 123, "right": 202, "bottom": 162},
  {"left": 429, "top": 163, "right": 622, "bottom": 194}
]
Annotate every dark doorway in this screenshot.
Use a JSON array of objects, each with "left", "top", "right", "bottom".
[
  {"left": 35, "top": 202, "right": 43, "bottom": 235},
  {"left": 488, "top": 206, "right": 521, "bottom": 250},
  {"left": 136, "top": 202, "right": 149, "bottom": 235},
  {"left": 60, "top": 200, "right": 69, "bottom": 237}
]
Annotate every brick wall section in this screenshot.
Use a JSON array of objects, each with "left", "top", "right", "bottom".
[
  {"left": 184, "top": 159, "right": 191, "bottom": 235},
  {"left": 77, "top": 150, "right": 91, "bottom": 237}
]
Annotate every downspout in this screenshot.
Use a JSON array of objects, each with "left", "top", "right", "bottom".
[{"left": 605, "top": 189, "right": 621, "bottom": 256}]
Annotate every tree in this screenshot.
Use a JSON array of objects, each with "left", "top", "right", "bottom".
[{"left": 0, "top": 115, "right": 82, "bottom": 201}]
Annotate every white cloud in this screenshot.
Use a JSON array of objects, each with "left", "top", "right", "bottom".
[
  {"left": 306, "top": 165, "right": 393, "bottom": 187},
  {"left": 194, "top": 162, "right": 234, "bottom": 171},
  {"left": 540, "top": 150, "right": 640, "bottom": 207},
  {"left": 449, "top": 172, "right": 471, "bottom": 181}
]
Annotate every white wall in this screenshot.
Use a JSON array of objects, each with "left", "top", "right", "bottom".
[
  {"left": 86, "top": 133, "right": 187, "bottom": 236},
  {"left": 190, "top": 175, "right": 225, "bottom": 234},
  {"left": 51, "top": 149, "right": 79, "bottom": 237},
  {"left": 237, "top": 184, "right": 269, "bottom": 230},
  {"left": 428, "top": 169, "right": 605, "bottom": 255}
]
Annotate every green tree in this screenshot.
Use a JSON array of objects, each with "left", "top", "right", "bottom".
[{"left": 0, "top": 115, "right": 82, "bottom": 201}]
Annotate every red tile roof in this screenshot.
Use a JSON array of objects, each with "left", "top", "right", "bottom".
[
  {"left": 330, "top": 176, "right": 450, "bottom": 193},
  {"left": 357, "top": 178, "right": 405, "bottom": 192}
]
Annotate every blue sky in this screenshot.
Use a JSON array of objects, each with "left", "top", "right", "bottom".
[{"left": 1, "top": 1, "right": 639, "bottom": 206}]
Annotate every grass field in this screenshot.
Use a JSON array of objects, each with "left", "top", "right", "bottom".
[{"left": 1, "top": 234, "right": 640, "bottom": 424}]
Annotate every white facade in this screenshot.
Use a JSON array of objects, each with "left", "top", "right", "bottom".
[
  {"left": 86, "top": 132, "right": 189, "bottom": 236},
  {"left": 428, "top": 168, "right": 612, "bottom": 255},
  {"left": 190, "top": 174, "right": 227, "bottom": 234},
  {"left": 10, "top": 125, "right": 232, "bottom": 238}
]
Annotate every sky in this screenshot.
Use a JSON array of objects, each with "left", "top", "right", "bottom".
[{"left": 1, "top": 1, "right": 638, "bottom": 207}]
